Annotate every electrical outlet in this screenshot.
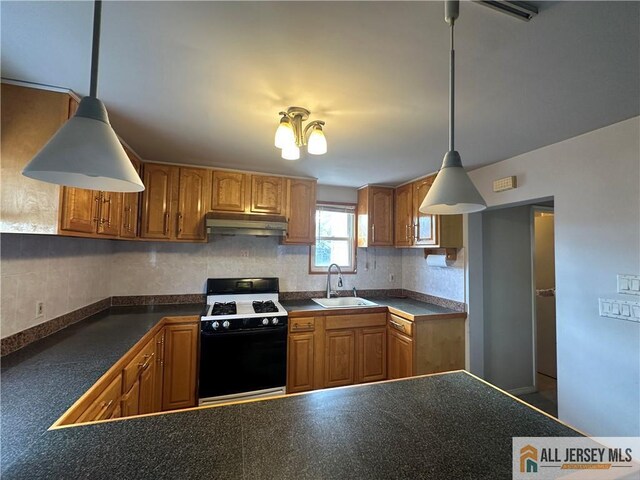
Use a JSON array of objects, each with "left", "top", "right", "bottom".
[
  {"left": 35, "top": 301, "right": 44, "bottom": 318},
  {"left": 389, "top": 273, "right": 395, "bottom": 283},
  {"left": 239, "top": 250, "right": 250, "bottom": 258}
]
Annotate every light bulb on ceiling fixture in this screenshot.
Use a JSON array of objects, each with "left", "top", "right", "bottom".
[
  {"left": 274, "top": 114, "right": 295, "bottom": 149},
  {"left": 281, "top": 143, "right": 300, "bottom": 161},
  {"left": 307, "top": 124, "right": 327, "bottom": 155}
]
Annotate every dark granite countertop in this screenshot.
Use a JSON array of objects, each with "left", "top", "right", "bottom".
[
  {"left": 3, "top": 371, "right": 580, "bottom": 479},
  {"left": 281, "top": 297, "right": 465, "bottom": 320},
  {"left": 0, "top": 304, "right": 203, "bottom": 474}
]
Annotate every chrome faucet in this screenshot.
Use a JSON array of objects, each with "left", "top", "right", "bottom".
[{"left": 326, "top": 263, "right": 343, "bottom": 298}]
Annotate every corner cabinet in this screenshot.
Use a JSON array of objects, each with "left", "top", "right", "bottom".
[
  {"left": 283, "top": 178, "right": 316, "bottom": 245},
  {"left": 357, "top": 186, "right": 394, "bottom": 247},
  {"left": 393, "top": 175, "right": 463, "bottom": 248},
  {"left": 140, "top": 163, "right": 209, "bottom": 241}
]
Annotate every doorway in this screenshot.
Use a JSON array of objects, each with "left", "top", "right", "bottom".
[{"left": 520, "top": 207, "right": 558, "bottom": 416}]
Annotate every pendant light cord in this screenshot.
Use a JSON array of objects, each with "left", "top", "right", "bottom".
[
  {"left": 89, "top": 0, "right": 102, "bottom": 98},
  {"left": 449, "top": 20, "right": 455, "bottom": 152}
]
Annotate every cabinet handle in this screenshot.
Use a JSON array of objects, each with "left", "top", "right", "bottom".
[
  {"left": 371, "top": 224, "right": 375, "bottom": 243},
  {"left": 405, "top": 224, "right": 410, "bottom": 242},
  {"left": 413, "top": 223, "right": 418, "bottom": 240},
  {"left": 97, "top": 399, "right": 114, "bottom": 418},
  {"left": 389, "top": 320, "right": 406, "bottom": 332},
  {"left": 292, "top": 322, "right": 313, "bottom": 330},
  {"left": 163, "top": 212, "right": 169, "bottom": 235},
  {"left": 138, "top": 353, "right": 154, "bottom": 370},
  {"left": 93, "top": 195, "right": 101, "bottom": 222},
  {"left": 124, "top": 205, "right": 131, "bottom": 231},
  {"left": 102, "top": 195, "right": 112, "bottom": 227},
  {"left": 177, "top": 212, "right": 183, "bottom": 234}
]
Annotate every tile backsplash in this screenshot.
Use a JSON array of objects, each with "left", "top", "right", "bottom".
[{"left": 1, "top": 232, "right": 466, "bottom": 338}]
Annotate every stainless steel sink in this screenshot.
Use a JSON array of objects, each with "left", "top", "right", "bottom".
[{"left": 311, "top": 297, "right": 379, "bottom": 308}]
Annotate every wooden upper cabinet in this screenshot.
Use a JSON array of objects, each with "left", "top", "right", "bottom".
[
  {"left": 59, "top": 187, "right": 99, "bottom": 234},
  {"left": 357, "top": 186, "right": 394, "bottom": 247},
  {"left": 162, "top": 323, "right": 198, "bottom": 411},
  {"left": 120, "top": 150, "right": 141, "bottom": 239},
  {"left": 394, "top": 183, "right": 413, "bottom": 247},
  {"left": 413, "top": 177, "right": 437, "bottom": 246},
  {"left": 283, "top": 179, "right": 316, "bottom": 245},
  {"left": 96, "top": 191, "right": 122, "bottom": 237},
  {"left": 177, "top": 167, "right": 210, "bottom": 241},
  {"left": 211, "top": 171, "right": 246, "bottom": 213},
  {"left": 140, "top": 163, "right": 176, "bottom": 239},
  {"left": 250, "top": 175, "right": 283, "bottom": 215}
]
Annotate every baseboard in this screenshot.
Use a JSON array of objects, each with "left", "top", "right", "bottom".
[{"left": 508, "top": 386, "right": 537, "bottom": 396}]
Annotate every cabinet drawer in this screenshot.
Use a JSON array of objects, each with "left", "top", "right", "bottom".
[
  {"left": 123, "top": 338, "right": 155, "bottom": 393},
  {"left": 290, "top": 317, "right": 315, "bottom": 332},
  {"left": 388, "top": 314, "right": 413, "bottom": 337},
  {"left": 77, "top": 375, "right": 122, "bottom": 423},
  {"left": 325, "top": 312, "right": 386, "bottom": 330}
]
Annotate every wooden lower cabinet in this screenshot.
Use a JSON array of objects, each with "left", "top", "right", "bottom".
[
  {"left": 324, "top": 329, "right": 356, "bottom": 388},
  {"left": 387, "top": 329, "right": 414, "bottom": 380},
  {"left": 54, "top": 318, "right": 199, "bottom": 427},
  {"left": 287, "top": 332, "right": 315, "bottom": 393},
  {"left": 162, "top": 323, "right": 198, "bottom": 411},
  {"left": 358, "top": 327, "right": 387, "bottom": 383}
]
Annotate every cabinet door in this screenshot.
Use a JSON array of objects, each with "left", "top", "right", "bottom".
[
  {"left": 211, "top": 171, "right": 246, "bottom": 212},
  {"left": 324, "top": 330, "right": 356, "bottom": 388},
  {"left": 162, "top": 323, "right": 198, "bottom": 411},
  {"left": 77, "top": 375, "right": 122, "bottom": 423},
  {"left": 250, "top": 175, "right": 283, "bottom": 215},
  {"left": 369, "top": 187, "right": 393, "bottom": 246},
  {"left": 138, "top": 359, "right": 156, "bottom": 415},
  {"left": 358, "top": 327, "right": 387, "bottom": 383},
  {"left": 283, "top": 179, "right": 316, "bottom": 244},
  {"left": 287, "top": 333, "right": 315, "bottom": 393},
  {"left": 59, "top": 187, "right": 98, "bottom": 234},
  {"left": 121, "top": 380, "right": 140, "bottom": 417},
  {"left": 387, "top": 329, "right": 414, "bottom": 380},
  {"left": 96, "top": 191, "right": 122, "bottom": 237},
  {"left": 413, "top": 177, "right": 437, "bottom": 246},
  {"left": 120, "top": 153, "right": 141, "bottom": 238},
  {"left": 140, "top": 163, "right": 176, "bottom": 239},
  {"left": 177, "top": 167, "right": 209, "bottom": 240},
  {"left": 153, "top": 329, "right": 165, "bottom": 413},
  {"left": 394, "top": 183, "right": 413, "bottom": 247}
]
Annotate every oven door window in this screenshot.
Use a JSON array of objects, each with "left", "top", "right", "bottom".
[{"left": 199, "top": 327, "right": 287, "bottom": 399}]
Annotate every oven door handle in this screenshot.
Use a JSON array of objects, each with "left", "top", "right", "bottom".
[{"left": 200, "top": 326, "right": 287, "bottom": 337}]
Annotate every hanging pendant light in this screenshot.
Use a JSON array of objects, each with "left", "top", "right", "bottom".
[
  {"left": 22, "top": 0, "right": 144, "bottom": 193},
  {"left": 420, "top": 0, "right": 485, "bottom": 215}
]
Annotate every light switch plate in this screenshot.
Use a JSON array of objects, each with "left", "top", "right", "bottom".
[
  {"left": 618, "top": 274, "right": 640, "bottom": 296},
  {"left": 599, "top": 298, "right": 640, "bottom": 323}
]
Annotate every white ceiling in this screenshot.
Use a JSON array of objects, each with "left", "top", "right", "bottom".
[{"left": 2, "top": 1, "right": 638, "bottom": 187}]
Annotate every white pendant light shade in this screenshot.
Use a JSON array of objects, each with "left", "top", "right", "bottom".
[
  {"left": 274, "top": 117, "right": 295, "bottom": 149},
  {"left": 307, "top": 126, "right": 327, "bottom": 155},
  {"left": 419, "top": 151, "right": 486, "bottom": 214},
  {"left": 281, "top": 143, "right": 300, "bottom": 161},
  {"left": 22, "top": 96, "right": 144, "bottom": 192}
]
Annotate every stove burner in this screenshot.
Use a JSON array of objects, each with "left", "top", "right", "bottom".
[
  {"left": 253, "top": 300, "right": 278, "bottom": 314},
  {"left": 211, "top": 302, "right": 237, "bottom": 316}
]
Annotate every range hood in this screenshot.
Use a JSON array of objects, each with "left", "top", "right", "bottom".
[{"left": 206, "top": 213, "right": 288, "bottom": 237}]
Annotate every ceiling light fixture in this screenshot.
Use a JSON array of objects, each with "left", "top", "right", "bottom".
[
  {"left": 22, "top": 0, "right": 144, "bottom": 192},
  {"left": 420, "top": 0, "right": 487, "bottom": 215},
  {"left": 274, "top": 107, "right": 327, "bottom": 160}
]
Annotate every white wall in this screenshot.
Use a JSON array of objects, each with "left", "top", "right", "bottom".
[
  {"left": 0, "top": 233, "right": 112, "bottom": 338},
  {"left": 468, "top": 116, "right": 640, "bottom": 436},
  {"left": 401, "top": 248, "right": 465, "bottom": 302},
  {"left": 482, "top": 206, "right": 534, "bottom": 391}
]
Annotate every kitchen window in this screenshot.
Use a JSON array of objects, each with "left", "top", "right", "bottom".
[{"left": 310, "top": 203, "right": 357, "bottom": 273}]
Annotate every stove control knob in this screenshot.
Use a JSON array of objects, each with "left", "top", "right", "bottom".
[
  {"left": 211, "top": 321, "right": 219, "bottom": 330},
  {"left": 262, "top": 318, "right": 270, "bottom": 326},
  {"left": 222, "top": 321, "right": 230, "bottom": 329},
  {"left": 271, "top": 318, "right": 279, "bottom": 325}
]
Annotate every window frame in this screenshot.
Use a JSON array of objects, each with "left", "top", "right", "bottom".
[{"left": 308, "top": 201, "right": 357, "bottom": 274}]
